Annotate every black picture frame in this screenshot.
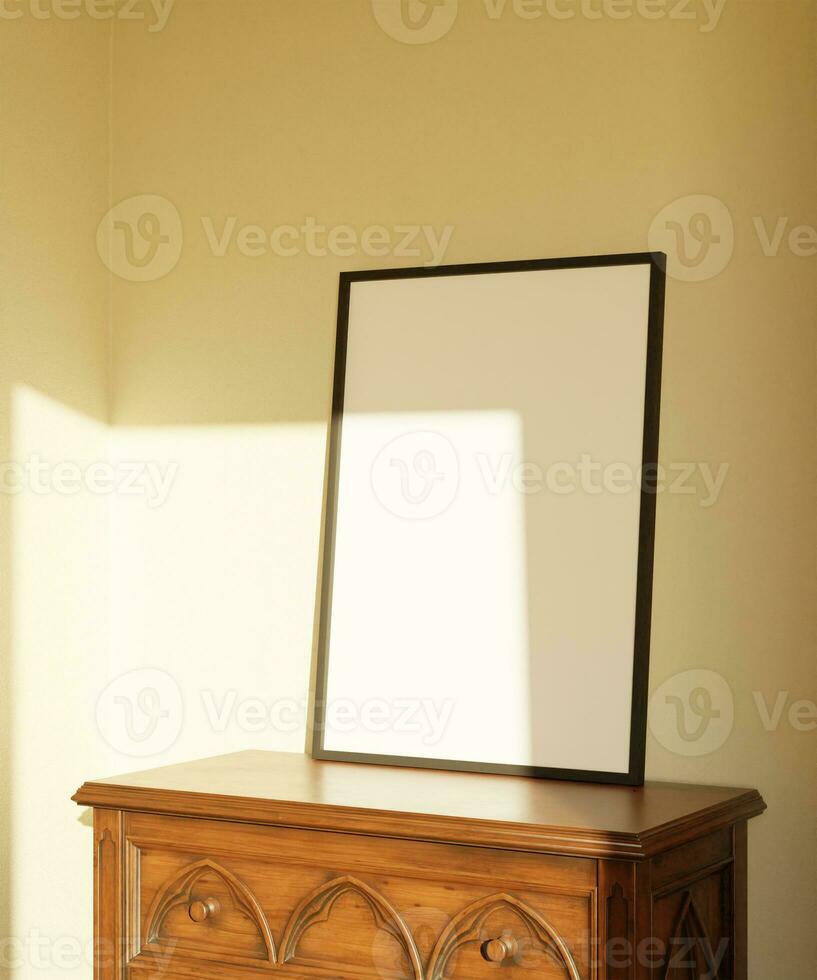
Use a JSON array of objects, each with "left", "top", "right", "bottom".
[{"left": 312, "top": 252, "right": 666, "bottom": 786}]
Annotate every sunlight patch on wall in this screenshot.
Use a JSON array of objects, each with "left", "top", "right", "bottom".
[
  {"left": 10, "top": 384, "right": 108, "bottom": 967},
  {"left": 102, "top": 423, "right": 326, "bottom": 769},
  {"left": 325, "top": 410, "right": 532, "bottom": 764}
]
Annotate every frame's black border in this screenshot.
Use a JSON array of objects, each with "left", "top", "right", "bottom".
[{"left": 312, "top": 252, "right": 666, "bottom": 786}]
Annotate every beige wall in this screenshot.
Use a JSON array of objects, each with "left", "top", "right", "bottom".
[
  {"left": 0, "top": 13, "right": 111, "bottom": 980},
  {"left": 1, "top": 1, "right": 815, "bottom": 978},
  {"left": 108, "top": 2, "right": 816, "bottom": 976}
]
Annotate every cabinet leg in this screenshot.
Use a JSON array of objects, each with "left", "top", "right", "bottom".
[
  {"left": 93, "top": 810, "right": 122, "bottom": 980},
  {"left": 732, "top": 821, "right": 748, "bottom": 980}
]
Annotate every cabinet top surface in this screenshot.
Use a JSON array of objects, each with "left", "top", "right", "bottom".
[{"left": 73, "top": 750, "right": 764, "bottom": 859}]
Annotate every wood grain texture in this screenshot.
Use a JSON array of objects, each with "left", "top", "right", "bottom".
[
  {"left": 125, "top": 811, "right": 593, "bottom": 979},
  {"left": 660, "top": 891, "right": 724, "bottom": 980},
  {"left": 76, "top": 752, "right": 765, "bottom": 980},
  {"left": 426, "top": 893, "right": 582, "bottom": 980},
  {"left": 94, "top": 809, "right": 122, "bottom": 980},
  {"left": 633, "top": 860, "right": 652, "bottom": 980},
  {"left": 599, "top": 862, "right": 635, "bottom": 980},
  {"left": 650, "top": 861, "right": 732, "bottom": 980},
  {"left": 732, "top": 822, "right": 748, "bottom": 980},
  {"left": 73, "top": 750, "right": 766, "bottom": 860},
  {"left": 143, "top": 857, "right": 276, "bottom": 966},
  {"left": 279, "top": 876, "right": 423, "bottom": 977}
]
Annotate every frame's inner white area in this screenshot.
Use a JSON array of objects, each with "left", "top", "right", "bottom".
[{"left": 323, "top": 264, "right": 651, "bottom": 774}]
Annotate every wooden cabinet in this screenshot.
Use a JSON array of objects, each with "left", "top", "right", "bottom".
[{"left": 73, "top": 751, "right": 765, "bottom": 980}]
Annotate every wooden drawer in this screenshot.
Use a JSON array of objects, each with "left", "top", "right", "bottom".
[{"left": 123, "top": 811, "right": 596, "bottom": 980}]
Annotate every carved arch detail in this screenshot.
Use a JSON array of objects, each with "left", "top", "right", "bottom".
[
  {"left": 278, "top": 874, "right": 423, "bottom": 978},
  {"left": 144, "top": 858, "right": 276, "bottom": 964},
  {"left": 427, "top": 893, "right": 582, "bottom": 980},
  {"left": 662, "top": 890, "right": 724, "bottom": 980}
]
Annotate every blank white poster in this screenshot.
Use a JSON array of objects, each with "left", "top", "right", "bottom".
[{"left": 320, "top": 261, "right": 654, "bottom": 777}]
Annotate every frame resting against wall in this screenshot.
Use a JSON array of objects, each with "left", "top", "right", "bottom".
[{"left": 312, "top": 252, "right": 666, "bottom": 785}]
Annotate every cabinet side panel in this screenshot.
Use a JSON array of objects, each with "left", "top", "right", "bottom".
[{"left": 647, "top": 826, "right": 743, "bottom": 980}]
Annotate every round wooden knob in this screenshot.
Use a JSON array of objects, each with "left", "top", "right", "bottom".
[
  {"left": 481, "top": 936, "right": 519, "bottom": 962},
  {"left": 188, "top": 898, "right": 220, "bottom": 922}
]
